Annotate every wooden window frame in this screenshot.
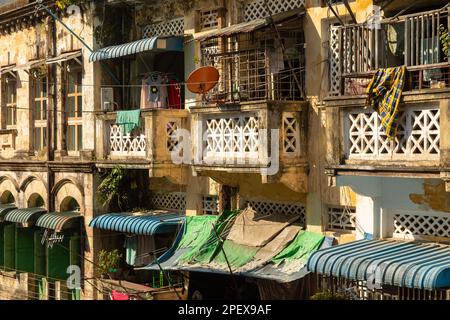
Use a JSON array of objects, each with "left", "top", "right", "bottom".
[
  {"left": 65, "top": 67, "right": 82, "bottom": 155},
  {"left": 31, "top": 76, "right": 47, "bottom": 152},
  {"left": 3, "top": 75, "right": 17, "bottom": 129}
]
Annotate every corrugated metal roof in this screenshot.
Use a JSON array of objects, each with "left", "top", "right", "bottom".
[
  {"left": 194, "top": 8, "right": 305, "bottom": 41},
  {"left": 89, "top": 36, "right": 184, "bottom": 62},
  {"left": 0, "top": 204, "right": 17, "bottom": 222},
  {"left": 4, "top": 207, "right": 47, "bottom": 226},
  {"left": 89, "top": 212, "right": 184, "bottom": 235},
  {"left": 36, "top": 211, "right": 82, "bottom": 232},
  {"left": 307, "top": 239, "right": 450, "bottom": 290}
]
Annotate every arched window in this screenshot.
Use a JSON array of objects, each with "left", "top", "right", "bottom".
[
  {"left": 28, "top": 193, "right": 45, "bottom": 208},
  {"left": 60, "top": 196, "right": 80, "bottom": 212},
  {"left": 0, "top": 190, "right": 15, "bottom": 204}
]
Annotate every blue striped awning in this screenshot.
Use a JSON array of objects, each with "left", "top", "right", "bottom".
[
  {"left": 0, "top": 204, "right": 17, "bottom": 222},
  {"left": 89, "top": 212, "right": 184, "bottom": 235},
  {"left": 36, "top": 211, "right": 82, "bottom": 232},
  {"left": 4, "top": 207, "right": 47, "bottom": 226},
  {"left": 307, "top": 239, "right": 450, "bottom": 290},
  {"left": 89, "top": 36, "right": 184, "bottom": 62}
]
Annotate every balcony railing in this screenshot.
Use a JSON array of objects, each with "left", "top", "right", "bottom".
[
  {"left": 329, "top": 7, "right": 450, "bottom": 96},
  {"left": 96, "top": 109, "right": 188, "bottom": 164},
  {"left": 109, "top": 124, "right": 146, "bottom": 158},
  {"left": 202, "top": 48, "right": 304, "bottom": 104},
  {"left": 344, "top": 104, "right": 440, "bottom": 161}
]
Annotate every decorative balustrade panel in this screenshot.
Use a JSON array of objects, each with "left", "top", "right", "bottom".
[
  {"left": 149, "top": 192, "right": 186, "bottom": 211},
  {"left": 142, "top": 17, "right": 184, "bottom": 38},
  {"left": 202, "top": 195, "right": 219, "bottom": 215},
  {"left": 327, "top": 206, "right": 356, "bottom": 231},
  {"left": 109, "top": 124, "right": 146, "bottom": 157},
  {"left": 393, "top": 213, "right": 450, "bottom": 239},
  {"left": 246, "top": 200, "right": 306, "bottom": 227},
  {"left": 345, "top": 106, "right": 440, "bottom": 160},
  {"left": 200, "top": 9, "right": 219, "bottom": 30},
  {"left": 282, "top": 113, "right": 300, "bottom": 154},
  {"left": 204, "top": 114, "right": 259, "bottom": 161},
  {"left": 243, "top": 0, "right": 305, "bottom": 22},
  {"left": 329, "top": 25, "right": 341, "bottom": 96}
]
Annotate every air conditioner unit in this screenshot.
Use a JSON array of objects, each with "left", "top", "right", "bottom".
[{"left": 101, "top": 87, "right": 114, "bottom": 112}]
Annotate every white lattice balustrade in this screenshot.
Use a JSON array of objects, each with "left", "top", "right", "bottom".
[
  {"left": 244, "top": 0, "right": 305, "bottom": 21},
  {"left": 327, "top": 206, "right": 356, "bottom": 231},
  {"left": 393, "top": 213, "right": 450, "bottom": 238},
  {"left": 246, "top": 200, "right": 306, "bottom": 227},
  {"left": 345, "top": 106, "right": 440, "bottom": 160},
  {"left": 200, "top": 9, "right": 219, "bottom": 30},
  {"left": 149, "top": 192, "right": 186, "bottom": 211},
  {"left": 329, "top": 25, "right": 340, "bottom": 96},
  {"left": 166, "top": 121, "right": 179, "bottom": 152},
  {"left": 143, "top": 17, "right": 184, "bottom": 38},
  {"left": 203, "top": 195, "right": 219, "bottom": 215},
  {"left": 109, "top": 124, "right": 146, "bottom": 158},
  {"left": 204, "top": 114, "right": 259, "bottom": 161},
  {"left": 282, "top": 114, "right": 299, "bottom": 154}
]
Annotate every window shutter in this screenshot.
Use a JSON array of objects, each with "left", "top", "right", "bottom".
[
  {"left": 69, "top": 234, "right": 82, "bottom": 300},
  {"left": 15, "top": 226, "right": 35, "bottom": 273},
  {"left": 3, "top": 223, "right": 15, "bottom": 270},
  {"left": 46, "top": 233, "right": 70, "bottom": 280}
]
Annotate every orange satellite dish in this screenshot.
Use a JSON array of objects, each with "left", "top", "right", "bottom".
[{"left": 186, "top": 66, "right": 219, "bottom": 94}]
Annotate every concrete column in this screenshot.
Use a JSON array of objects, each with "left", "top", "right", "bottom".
[{"left": 306, "top": 192, "right": 323, "bottom": 233}]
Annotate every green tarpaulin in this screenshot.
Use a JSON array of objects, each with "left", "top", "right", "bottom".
[{"left": 272, "top": 230, "right": 325, "bottom": 274}]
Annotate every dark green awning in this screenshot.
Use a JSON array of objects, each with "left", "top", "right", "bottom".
[
  {"left": 0, "top": 204, "right": 17, "bottom": 222},
  {"left": 4, "top": 207, "right": 47, "bottom": 227},
  {"left": 36, "top": 211, "right": 83, "bottom": 232}
]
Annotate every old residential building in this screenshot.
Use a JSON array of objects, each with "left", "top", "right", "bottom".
[{"left": 0, "top": 0, "right": 448, "bottom": 300}]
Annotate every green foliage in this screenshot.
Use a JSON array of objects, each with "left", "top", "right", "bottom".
[
  {"left": 97, "top": 249, "right": 122, "bottom": 276},
  {"left": 56, "top": 0, "right": 82, "bottom": 10},
  {"left": 439, "top": 24, "right": 450, "bottom": 59},
  {"left": 310, "top": 290, "right": 346, "bottom": 300},
  {"left": 97, "top": 166, "right": 127, "bottom": 210}
]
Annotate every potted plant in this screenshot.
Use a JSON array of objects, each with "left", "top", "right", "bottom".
[{"left": 97, "top": 249, "right": 122, "bottom": 280}]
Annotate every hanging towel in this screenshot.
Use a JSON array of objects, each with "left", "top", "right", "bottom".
[
  {"left": 124, "top": 235, "right": 137, "bottom": 266},
  {"left": 116, "top": 110, "right": 141, "bottom": 135},
  {"left": 365, "top": 66, "right": 406, "bottom": 139}
]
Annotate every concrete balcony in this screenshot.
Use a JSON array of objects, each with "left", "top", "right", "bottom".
[
  {"left": 95, "top": 109, "right": 189, "bottom": 184},
  {"left": 324, "top": 89, "right": 450, "bottom": 190},
  {"left": 190, "top": 100, "right": 309, "bottom": 193}
]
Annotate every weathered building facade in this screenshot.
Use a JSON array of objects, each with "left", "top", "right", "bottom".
[{"left": 0, "top": 0, "right": 448, "bottom": 300}]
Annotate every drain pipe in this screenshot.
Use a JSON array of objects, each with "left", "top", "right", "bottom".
[{"left": 45, "top": 16, "right": 56, "bottom": 212}]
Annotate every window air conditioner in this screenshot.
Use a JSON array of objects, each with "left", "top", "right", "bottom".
[{"left": 101, "top": 87, "right": 115, "bottom": 112}]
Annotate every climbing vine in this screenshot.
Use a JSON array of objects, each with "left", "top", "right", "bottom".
[
  {"left": 96, "top": 166, "right": 149, "bottom": 212},
  {"left": 97, "top": 167, "right": 127, "bottom": 209},
  {"left": 56, "top": 0, "right": 83, "bottom": 10}
]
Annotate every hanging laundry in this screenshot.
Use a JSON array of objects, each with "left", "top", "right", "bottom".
[
  {"left": 365, "top": 66, "right": 406, "bottom": 139},
  {"left": 168, "top": 79, "right": 181, "bottom": 109},
  {"left": 124, "top": 235, "right": 137, "bottom": 266},
  {"left": 111, "top": 290, "right": 129, "bottom": 300},
  {"left": 140, "top": 74, "right": 168, "bottom": 109},
  {"left": 116, "top": 110, "right": 141, "bottom": 135}
]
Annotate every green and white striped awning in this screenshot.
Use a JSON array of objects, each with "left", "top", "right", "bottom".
[
  {"left": 0, "top": 204, "right": 17, "bottom": 222},
  {"left": 89, "top": 36, "right": 184, "bottom": 62},
  {"left": 36, "top": 212, "right": 82, "bottom": 232},
  {"left": 4, "top": 207, "right": 47, "bottom": 227}
]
